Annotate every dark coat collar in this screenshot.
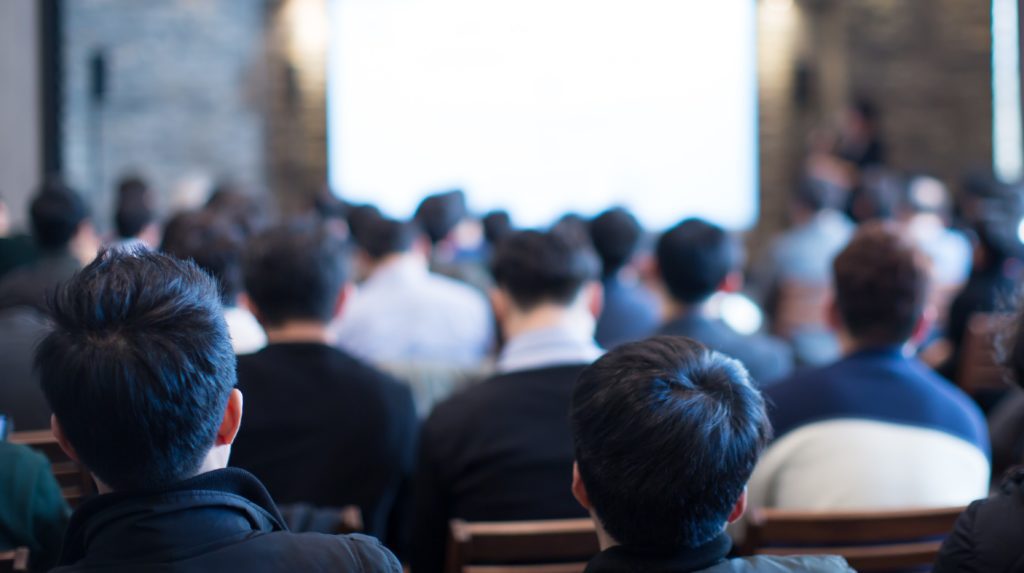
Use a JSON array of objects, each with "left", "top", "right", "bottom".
[
  {"left": 58, "top": 468, "right": 286, "bottom": 566},
  {"left": 584, "top": 533, "right": 732, "bottom": 573}
]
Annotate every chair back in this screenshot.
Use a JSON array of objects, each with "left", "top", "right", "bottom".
[
  {"left": 957, "top": 312, "right": 1013, "bottom": 396},
  {"left": 9, "top": 430, "right": 96, "bottom": 507},
  {"left": 744, "top": 506, "right": 965, "bottom": 572},
  {"left": 0, "top": 548, "right": 29, "bottom": 572},
  {"left": 445, "top": 518, "right": 598, "bottom": 573}
]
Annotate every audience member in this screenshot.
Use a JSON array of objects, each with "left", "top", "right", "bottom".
[
  {"left": 414, "top": 189, "right": 492, "bottom": 293},
  {"left": 572, "top": 337, "right": 852, "bottom": 573},
  {"left": 481, "top": 210, "right": 513, "bottom": 249},
  {"left": 748, "top": 223, "right": 990, "bottom": 512},
  {"left": 588, "top": 207, "right": 658, "bottom": 349},
  {"left": 901, "top": 175, "right": 973, "bottom": 288},
  {"left": 752, "top": 179, "right": 853, "bottom": 364},
  {"left": 330, "top": 216, "right": 492, "bottom": 367},
  {"left": 935, "top": 298, "right": 1024, "bottom": 572},
  {"left": 0, "top": 184, "right": 95, "bottom": 313},
  {"left": 413, "top": 230, "right": 602, "bottom": 573},
  {"left": 0, "top": 306, "right": 51, "bottom": 429},
  {"left": 653, "top": 218, "right": 793, "bottom": 386},
  {"left": 230, "top": 222, "right": 417, "bottom": 545},
  {"left": 0, "top": 441, "right": 69, "bottom": 572},
  {"left": 160, "top": 210, "right": 266, "bottom": 354},
  {"left": 204, "top": 181, "right": 266, "bottom": 238},
  {"left": 0, "top": 193, "right": 39, "bottom": 280},
  {"left": 111, "top": 175, "right": 159, "bottom": 249},
  {"left": 38, "top": 248, "right": 400, "bottom": 572}
]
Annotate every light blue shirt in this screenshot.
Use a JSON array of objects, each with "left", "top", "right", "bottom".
[
  {"left": 770, "top": 210, "right": 854, "bottom": 284},
  {"left": 496, "top": 321, "right": 604, "bottom": 374},
  {"left": 330, "top": 256, "right": 494, "bottom": 367}
]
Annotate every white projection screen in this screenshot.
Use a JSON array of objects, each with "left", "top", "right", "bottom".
[{"left": 327, "top": 0, "right": 758, "bottom": 230}]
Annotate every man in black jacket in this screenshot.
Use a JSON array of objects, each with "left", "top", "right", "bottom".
[
  {"left": 37, "top": 248, "right": 400, "bottom": 572},
  {"left": 571, "top": 337, "right": 852, "bottom": 572},
  {"left": 412, "top": 230, "right": 604, "bottom": 573}
]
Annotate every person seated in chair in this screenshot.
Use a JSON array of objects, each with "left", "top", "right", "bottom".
[
  {"left": 38, "top": 248, "right": 400, "bottom": 572},
  {"left": 571, "top": 336, "right": 853, "bottom": 572}
]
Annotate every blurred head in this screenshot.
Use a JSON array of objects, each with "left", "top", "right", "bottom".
[
  {"left": 793, "top": 177, "right": 846, "bottom": 216},
  {"left": 30, "top": 183, "right": 90, "bottom": 250},
  {"left": 414, "top": 189, "right": 467, "bottom": 246},
  {"left": 904, "top": 175, "right": 952, "bottom": 219},
  {"left": 37, "top": 249, "right": 239, "bottom": 492},
  {"left": 851, "top": 168, "right": 904, "bottom": 223},
  {"left": 589, "top": 207, "right": 643, "bottom": 279},
  {"left": 356, "top": 216, "right": 418, "bottom": 261},
  {"left": 243, "top": 221, "right": 348, "bottom": 328},
  {"left": 655, "top": 218, "right": 742, "bottom": 306},
  {"left": 346, "top": 203, "right": 383, "bottom": 249},
  {"left": 205, "top": 183, "right": 265, "bottom": 238},
  {"left": 490, "top": 229, "right": 600, "bottom": 313},
  {"left": 846, "top": 97, "right": 880, "bottom": 137},
  {"left": 831, "top": 222, "right": 931, "bottom": 347},
  {"left": 160, "top": 211, "right": 246, "bottom": 306},
  {"left": 482, "top": 210, "right": 513, "bottom": 247},
  {"left": 571, "top": 336, "right": 771, "bottom": 551},
  {"left": 114, "top": 176, "right": 156, "bottom": 241}
]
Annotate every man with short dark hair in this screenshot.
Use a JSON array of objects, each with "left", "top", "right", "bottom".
[
  {"left": 589, "top": 207, "right": 658, "bottom": 349},
  {"left": 230, "top": 222, "right": 417, "bottom": 546},
  {"left": 111, "top": 175, "right": 159, "bottom": 249},
  {"left": 412, "top": 230, "right": 603, "bottom": 573},
  {"left": 329, "top": 215, "right": 492, "bottom": 368},
  {"left": 749, "top": 223, "right": 990, "bottom": 511},
  {"left": 653, "top": 218, "right": 792, "bottom": 386},
  {"left": 38, "top": 248, "right": 400, "bottom": 572},
  {"left": 572, "top": 336, "right": 853, "bottom": 572},
  {"left": 161, "top": 209, "right": 266, "bottom": 354}
]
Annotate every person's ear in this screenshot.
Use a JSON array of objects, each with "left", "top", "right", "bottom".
[
  {"left": 727, "top": 488, "right": 748, "bottom": 524},
  {"left": 719, "top": 270, "right": 743, "bottom": 294},
  {"left": 586, "top": 281, "right": 604, "bottom": 320},
  {"left": 333, "top": 282, "right": 355, "bottom": 319},
  {"left": 911, "top": 305, "right": 936, "bottom": 347},
  {"left": 571, "top": 462, "right": 593, "bottom": 511},
  {"left": 215, "top": 389, "right": 244, "bottom": 446},
  {"left": 51, "top": 415, "right": 81, "bottom": 464}
]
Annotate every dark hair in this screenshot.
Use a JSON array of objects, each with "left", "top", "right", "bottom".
[
  {"left": 656, "top": 218, "right": 741, "bottom": 304},
  {"left": 794, "top": 178, "right": 845, "bottom": 213},
  {"left": 490, "top": 229, "right": 599, "bottom": 310},
  {"left": 589, "top": 207, "right": 643, "bottom": 278},
  {"left": 414, "top": 190, "right": 467, "bottom": 245},
  {"left": 205, "top": 183, "right": 265, "bottom": 238},
  {"left": 482, "top": 210, "right": 513, "bottom": 246},
  {"left": 346, "top": 204, "right": 383, "bottom": 250},
  {"left": 571, "top": 336, "right": 771, "bottom": 551},
  {"left": 114, "top": 176, "right": 155, "bottom": 239},
  {"left": 30, "top": 184, "right": 89, "bottom": 249},
  {"left": 36, "top": 248, "right": 236, "bottom": 491},
  {"left": 832, "top": 222, "right": 930, "bottom": 345},
  {"left": 357, "top": 216, "right": 417, "bottom": 260},
  {"left": 551, "top": 213, "right": 591, "bottom": 249},
  {"left": 160, "top": 211, "right": 246, "bottom": 305},
  {"left": 243, "top": 221, "right": 348, "bottom": 327},
  {"left": 852, "top": 97, "right": 880, "bottom": 126}
]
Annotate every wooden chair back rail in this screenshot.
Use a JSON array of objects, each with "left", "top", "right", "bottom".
[
  {"left": 956, "top": 312, "right": 1013, "bottom": 395},
  {"left": 446, "top": 519, "right": 599, "bottom": 573},
  {"left": 8, "top": 430, "right": 96, "bottom": 507},
  {"left": 0, "top": 548, "right": 30, "bottom": 572}
]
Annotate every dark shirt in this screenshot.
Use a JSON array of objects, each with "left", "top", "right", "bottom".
[
  {"left": 658, "top": 313, "right": 793, "bottom": 386},
  {"left": 595, "top": 276, "right": 659, "bottom": 349},
  {"left": 942, "top": 265, "right": 1017, "bottom": 379},
  {"left": 413, "top": 364, "right": 590, "bottom": 573},
  {"left": 230, "top": 343, "right": 418, "bottom": 543},
  {"left": 935, "top": 468, "right": 1024, "bottom": 573},
  {"left": 0, "top": 307, "right": 52, "bottom": 430},
  {"left": 585, "top": 533, "right": 853, "bottom": 573},
  {"left": 765, "top": 347, "right": 989, "bottom": 453},
  {"left": 0, "top": 249, "right": 80, "bottom": 314},
  {"left": 0, "top": 442, "right": 68, "bottom": 572},
  {"left": 52, "top": 468, "right": 401, "bottom": 572},
  {"left": 0, "top": 234, "right": 38, "bottom": 282}
]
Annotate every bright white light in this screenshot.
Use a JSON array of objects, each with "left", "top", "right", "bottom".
[
  {"left": 1016, "top": 217, "right": 1024, "bottom": 244},
  {"left": 993, "top": 0, "right": 1024, "bottom": 183},
  {"left": 717, "top": 292, "right": 764, "bottom": 336},
  {"left": 327, "top": 0, "right": 758, "bottom": 229}
]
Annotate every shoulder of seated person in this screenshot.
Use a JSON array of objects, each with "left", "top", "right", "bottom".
[{"left": 706, "top": 554, "right": 853, "bottom": 572}]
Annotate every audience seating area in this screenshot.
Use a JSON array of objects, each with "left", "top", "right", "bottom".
[
  {"left": 445, "top": 519, "right": 598, "bottom": 573},
  {"left": 8, "top": 430, "right": 95, "bottom": 508}
]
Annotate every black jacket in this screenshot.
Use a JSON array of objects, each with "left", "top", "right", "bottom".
[
  {"left": 51, "top": 468, "right": 402, "bottom": 572},
  {"left": 934, "top": 468, "right": 1024, "bottom": 572}
]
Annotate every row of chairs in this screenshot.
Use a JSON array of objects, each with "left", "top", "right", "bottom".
[{"left": 446, "top": 507, "right": 965, "bottom": 573}]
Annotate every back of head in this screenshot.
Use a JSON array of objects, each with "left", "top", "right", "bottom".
[
  {"left": 36, "top": 249, "right": 235, "bottom": 491},
  {"left": 30, "top": 183, "right": 89, "bottom": 249},
  {"left": 482, "top": 210, "right": 513, "bottom": 246},
  {"left": 589, "top": 207, "right": 642, "bottom": 278},
  {"left": 832, "top": 222, "right": 930, "bottom": 346},
  {"left": 794, "top": 177, "right": 846, "bottom": 214},
  {"left": 243, "top": 221, "right": 347, "bottom": 327},
  {"left": 491, "top": 229, "right": 599, "bottom": 310},
  {"left": 160, "top": 210, "right": 245, "bottom": 306},
  {"left": 358, "top": 216, "right": 417, "bottom": 260},
  {"left": 114, "top": 176, "right": 155, "bottom": 239},
  {"left": 346, "top": 203, "right": 383, "bottom": 250},
  {"left": 414, "top": 189, "right": 467, "bottom": 246},
  {"left": 204, "top": 183, "right": 265, "bottom": 238},
  {"left": 571, "top": 336, "right": 771, "bottom": 551},
  {"left": 656, "top": 218, "right": 740, "bottom": 305}
]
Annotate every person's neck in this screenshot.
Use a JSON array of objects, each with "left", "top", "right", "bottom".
[
  {"left": 502, "top": 304, "right": 594, "bottom": 342},
  {"left": 838, "top": 331, "right": 908, "bottom": 357},
  {"left": 263, "top": 321, "right": 331, "bottom": 345},
  {"left": 367, "top": 251, "right": 426, "bottom": 277},
  {"left": 662, "top": 298, "right": 710, "bottom": 323},
  {"left": 591, "top": 515, "right": 619, "bottom": 551}
]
